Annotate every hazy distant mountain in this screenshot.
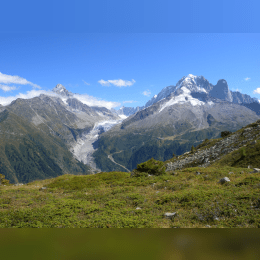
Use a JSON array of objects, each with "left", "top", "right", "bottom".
[{"left": 116, "top": 106, "right": 142, "bottom": 117}]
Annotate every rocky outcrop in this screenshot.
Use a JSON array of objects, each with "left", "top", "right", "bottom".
[{"left": 166, "top": 121, "right": 260, "bottom": 171}]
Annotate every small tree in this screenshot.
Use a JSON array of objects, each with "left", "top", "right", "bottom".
[{"left": 190, "top": 145, "right": 195, "bottom": 153}]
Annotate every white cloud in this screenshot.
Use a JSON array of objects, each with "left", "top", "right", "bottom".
[
  {"left": 0, "top": 84, "right": 18, "bottom": 92},
  {"left": 98, "top": 79, "right": 136, "bottom": 87},
  {"left": 73, "top": 94, "right": 120, "bottom": 109},
  {"left": 0, "top": 89, "right": 120, "bottom": 110},
  {"left": 0, "top": 90, "right": 52, "bottom": 106},
  {"left": 123, "top": 100, "right": 137, "bottom": 104},
  {"left": 0, "top": 72, "right": 41, "bottom": 89},
  {"left": 142, "top": 90, "right": 151, "bottom": 96},
  {"left": 82, "top": 80, "right": 90, "bottom": 85},
  {"left": 245, "top": 77, "right": 250, "bottom": 81},
  {"left": 253, "top": 88, "right": 260, "bottom": 94},
  {"left": 98, "top": 79, "right": 110, "bottom": 86}
]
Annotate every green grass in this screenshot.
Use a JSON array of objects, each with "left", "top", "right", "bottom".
[{"left": 0, "top": 164, "right": 259, "bottom": 228}]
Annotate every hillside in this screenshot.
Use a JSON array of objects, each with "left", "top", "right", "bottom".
[
  {"left": 0, "top": 109, "right": 93, "bottom": 183},
  {"left": 0, "top": 119, "right": 260, "bottom": 228}
]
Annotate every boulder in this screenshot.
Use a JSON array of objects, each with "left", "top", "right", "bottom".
[
  {"left": 218, "top": 177, "right": 230, "bottom": 184},
  {"left": 164, "top": 212, "right": 177, "bottom": 219}
]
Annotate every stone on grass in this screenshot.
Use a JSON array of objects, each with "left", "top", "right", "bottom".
[
  {"left": 228, "top": 172, "right": 234, "bottom": 174},
  {"left": 136, "top": 207, "right": 141, "bottom": 210},
  {"left": 218, "top": 177, "right": 230, "bottom": 184},
  {"left": 41, "top": 187, "right": 47, "bottom": 190},
  {"left": 164, "top": 212, "right": 177, "bottom": 219},
  {"left": 252, "top": 168, "right": 260, "bottom": 173}
]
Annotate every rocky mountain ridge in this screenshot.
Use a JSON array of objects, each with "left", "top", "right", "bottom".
[{"left": 166, "top": 120, "right": 260, "bottom": 171}]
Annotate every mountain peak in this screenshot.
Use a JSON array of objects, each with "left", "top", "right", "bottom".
[{"left": 52, "top": 84, "right": 73, "bottom": 97}]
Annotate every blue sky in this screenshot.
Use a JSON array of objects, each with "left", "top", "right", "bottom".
[{"left": 1, "top": 1, "right": 260, "bottom": 109}]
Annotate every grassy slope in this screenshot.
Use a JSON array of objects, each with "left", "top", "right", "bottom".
[{"left": 0, "top": 165, "right": 259, "bottom": 228}]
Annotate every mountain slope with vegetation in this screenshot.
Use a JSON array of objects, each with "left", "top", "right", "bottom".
[
  {"left": 1, "top": 119, "right": 260, "bottom": 228},
  {"left": 0, "top": 109, "right": 93, "bottom": 183}
]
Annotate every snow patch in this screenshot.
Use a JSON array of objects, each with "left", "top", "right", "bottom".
[
  {"left": 119, "top": 114, "right": 128, "bottom": 119},
  {"left": 159, "top": 87, "right": 205, "bottom": 113}
]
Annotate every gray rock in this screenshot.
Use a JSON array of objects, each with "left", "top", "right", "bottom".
[
  {"left": 41, "top": 187, "right": 47, "bottom": 190},
  {"left": 218, "top": 177, "right": 230, "bottom": 184},
  {"left": 136, "top": 207, "right": 141, "bottom": 210},
  {"left": 228, "top": 172, "right": 234, "bottom": 174},
  {"left": 164, "top": 212, "right": 177, "bottom": 219},
  {"left": 252, "top": 168, "right": 260, "bottom": 173}
]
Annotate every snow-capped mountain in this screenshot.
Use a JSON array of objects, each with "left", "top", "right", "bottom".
[
  {"left": 94, "top": 74, "right": 260, "bottom": 172},
  {"left": 52, "top": 83, "right": 73, "bottom": 97},
  {"left": 144, "top": 74, "right": 258, "bottom": 109}
]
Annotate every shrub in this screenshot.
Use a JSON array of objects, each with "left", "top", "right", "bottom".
[
  {"left": 0, "top": 174, "right": 9, "bottom": 185},
  {"left": 190, "top": 145, "right": 195, "bottom": 153},
  {"left": 240, "top": 147, "right": 246, "bottom": 159},
  {"left": 135, "top": 158, "right": 166, "bottom": 176},
  {"left": 221, "top": 131, "right": 232, "bottom": 138}
]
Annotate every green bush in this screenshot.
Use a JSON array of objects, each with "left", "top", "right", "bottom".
[
  {"left": 221, "top": 131, "right": 232, "bottom": 138},
  {"left": 240, "top": 147, "right": 247, "bottom": 158},
  {"left": 135, "top": 158, "right": 166, "bottom": 176},
  {"left": 0, "top": 174, "right": 9, "bottom": 185}
]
